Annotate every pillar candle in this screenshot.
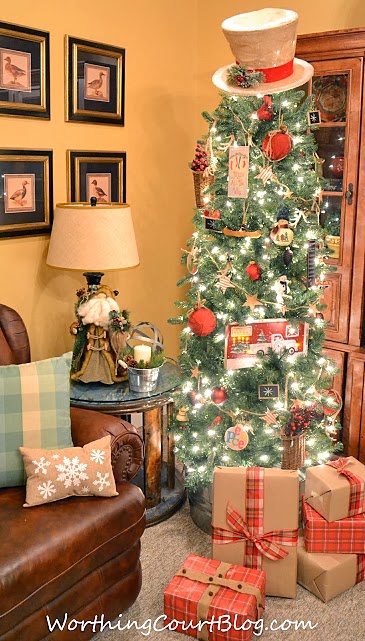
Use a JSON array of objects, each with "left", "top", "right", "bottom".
[{"left": 134, "top": 344, "right": 152, "bottom": 364}]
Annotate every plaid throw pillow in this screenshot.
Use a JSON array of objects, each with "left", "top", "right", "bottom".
[
  {"left": 19, "top": 435, "right": 118, "bottom": 507},
  {"left": 0, "top": 352, "right": 73, "bottom": 488}
]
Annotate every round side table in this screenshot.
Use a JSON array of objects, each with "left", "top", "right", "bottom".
[{"left": 70, "top": 361, "right": 185, "bottom": 526}]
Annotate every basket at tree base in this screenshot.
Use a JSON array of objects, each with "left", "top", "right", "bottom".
[
  {"left": 281, "top": 432, "right": 306, "bottom": 470},
  {"left": 193, "top": 171, "right": 214, "bottom": 209}
]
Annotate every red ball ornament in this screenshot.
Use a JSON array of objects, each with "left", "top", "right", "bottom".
[
  {"left": 211, "top": 386, "right": 228, "bottom": 404},
  {"left": 188, "top": 306, "right": 216, "bottom": 336},
  {"left": 262, "top": 125, "right": 292, "bottom": 161},
  {"left": 256, "top": 95, "right": 274, "bottom": 121},
  {"left": 203, "top": 209, "right": 221, "bottom": 219},
  {"left": 322, "top": 389, "right": 341, "bottom": 416},
  {"left": 245, "top": 261, "right": 261, "bottom": 281},
  {"left": 331, "top": 156, "right": 344, "bottom": 178},
  {"left": 187, "top": 390, "right": 197, "bottom": 406}
]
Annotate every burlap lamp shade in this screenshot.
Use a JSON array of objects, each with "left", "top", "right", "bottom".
[{"left": 46, "top": 202, "right": 139, "bottom": 276}]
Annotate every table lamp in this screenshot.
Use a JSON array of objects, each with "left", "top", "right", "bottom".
[
  {"left": 46, "top": 200, "right": 139, "bottom": 384},
  {"left": 47, "top": 199, "right": 139, "bottom": 289}
]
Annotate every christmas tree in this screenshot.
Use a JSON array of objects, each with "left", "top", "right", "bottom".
[{"left": 169, "top": 13, "right": 343, "bottom": 491}]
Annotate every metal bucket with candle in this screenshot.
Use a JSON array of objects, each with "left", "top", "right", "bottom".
[
  {"left": 121, "top": 322, "right": 165, "bottom": 393},
  {"left": 127, "top": 364, "right": 163, "bottom": 393}
]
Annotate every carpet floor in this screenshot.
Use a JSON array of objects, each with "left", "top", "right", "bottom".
[{"left": 95, "top": 502, "right": 365, "bottom": 641}]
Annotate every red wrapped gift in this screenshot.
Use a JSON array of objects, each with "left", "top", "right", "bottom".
[
  {"left": 303, "top": 498, "right": 365, "bottom": 554},
  {"left": 164, "top": 553, "right": 265, "bottom": 641}
]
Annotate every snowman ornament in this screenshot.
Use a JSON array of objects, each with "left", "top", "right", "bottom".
[{"left": 273, "top": 275, "right": 292, "bottom": 305}]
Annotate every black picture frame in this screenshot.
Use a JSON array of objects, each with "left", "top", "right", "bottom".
[
  {"left": 0, "top": 149, "right": 53, "bottom": 238},
  {"left": 204, "top": 216, "right": 223, "bottom": 233},
  {"left": 66, "top": 36, "right": 125, "bottom": 126},
  {"left": 67, "top": 150, "right": 126, "bottom": 203},
  {"left": 0, "top": 21, "right": 50, "bottom": 119},
  {"left": 258, "top": 384, "right": 280, "bottom": 400}
]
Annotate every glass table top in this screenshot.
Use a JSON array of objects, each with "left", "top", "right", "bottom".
[{"left": 70, "top": 359, "right": 182, "bottom": 407}]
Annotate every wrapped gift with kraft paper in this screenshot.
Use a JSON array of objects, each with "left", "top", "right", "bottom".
[
  {"left": 297, "top": 532, "right": 365, "bottom": 602},
  {"left": 303, "top": 498, "right": 365, "bottom": 554},
  {"left": 211, "top": 467, "right": 299, "bottom": 598},
  {"left": 304, "top": 456, "right": 365, "bottom": 522},
  {"left": 164, "top": 553, "right": 265, "bottom": 641}
]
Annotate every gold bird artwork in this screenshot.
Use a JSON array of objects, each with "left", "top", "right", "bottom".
[
  {"left": 4, "top": 56, "right": 26, "bottom": 85},
  {"left": 91, "top": 179, "right": 108, "bottom": 202},
  {"left": 10, "top": 180, "right": 28, "bottom": 206},
  {"left": 87, "top": 71, "right": 105, "bottom": 96}
]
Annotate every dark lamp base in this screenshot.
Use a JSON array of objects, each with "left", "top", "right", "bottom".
[{"left": 83, "top": 272, "right": 105, "bottom": 288}]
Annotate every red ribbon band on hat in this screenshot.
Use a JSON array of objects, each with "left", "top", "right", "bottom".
[
  {"left": 212, "top": 468, "right": 298, "bottom": 569},
  {"left": 235, "top": 59, "right": 294, "bottom": 84},
  {"left": 327, "top": 458, "right": 365, "bottom": 517}
]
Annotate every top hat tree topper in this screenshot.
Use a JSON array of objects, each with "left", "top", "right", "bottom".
[{"left": 212, "top": 8, "right": 314, "bottom": 96}]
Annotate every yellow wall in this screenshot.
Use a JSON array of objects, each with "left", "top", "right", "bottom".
[
  {"left": 0, "top": 0, "right": 197, "bottom": 360},
  {"left": 1, "top": 0, "right": 364, "bottom": 361}
]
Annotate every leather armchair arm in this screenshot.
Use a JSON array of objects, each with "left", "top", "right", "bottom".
[{"left": 70, "top": 407, "right": 144, "bottom": 483}]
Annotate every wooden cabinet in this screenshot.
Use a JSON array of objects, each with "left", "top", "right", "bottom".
[
  {"left": 343, "top": 351, "right": 365, "bottom": 460},
  {"left": 296, "top": 29, "right": 365, "bottom": 459}
]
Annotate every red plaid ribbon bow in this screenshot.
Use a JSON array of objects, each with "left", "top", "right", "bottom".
[
  {"left": 357, "top": 556, "right": 365, "bottom": 584},
  {"left": 327, "top": 458, "right": 365, "bottom": 517},
  {"left": 212, "top": 467, "right": 298, "bottom": 569}
]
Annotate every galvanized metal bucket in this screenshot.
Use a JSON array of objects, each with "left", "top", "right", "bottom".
[
  {"left": 128, "top": 365, "right": 162, "bottom": 393},
  {"left": 188, "top": 484, "right": 213, "bottom": 535}
]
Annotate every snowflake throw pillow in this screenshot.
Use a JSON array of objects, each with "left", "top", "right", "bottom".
[{"left": 19, "top": 435, "right": 118, "bottom": 507}]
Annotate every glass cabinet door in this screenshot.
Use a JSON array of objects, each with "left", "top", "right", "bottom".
[{"left": 310, "top": 59, "right": 362, "bottom": 343}]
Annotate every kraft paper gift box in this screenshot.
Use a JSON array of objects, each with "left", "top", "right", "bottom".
[
  {"left": 164, "top": 553, "right": 265, "bottom": 641},
  {"left": 211, "top": 467, "right": 299, "bottom": 598},
  {"left": 302, "top": 498, "right": 365, "bottom": 554},
  {"left": 297, "top": 532, "right": 365, "bottom": 602},
  {"left": 304, "top": 456, "right": 365, "bottom": 522}
]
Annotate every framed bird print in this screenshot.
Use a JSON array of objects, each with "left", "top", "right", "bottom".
[
  {"left": 66, "top": 36, "right": 125, "bottom": 125},
  {"left": 0, "top": 21, "right": 50, "bottom": 119},
  {"left": 0, "top": 149, "right": 53, "bottom": 238},
  {"left": 67, "top": 150, "right": 126, "bottom": 203}
]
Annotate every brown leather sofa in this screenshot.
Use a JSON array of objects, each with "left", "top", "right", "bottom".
[{"left": 0, "top": 304, "right": 146, "bottom": 641}]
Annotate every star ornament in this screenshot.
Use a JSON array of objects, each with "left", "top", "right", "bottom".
[
  {"left": 243, "top": 293, "right": 262, "bottom": 312},
  {"left": 191, "top": 367, "right": 202, "bottom": 379},
  {"left": 255, "top": 165, "right": 273, "bottom": 186},
  {"left": 216, "top": 273, "right": 235, "bottom": 294},
  {"left": 260, "top": 409, "right": 279, "bottom": 426},
  {"left": 307, "top": 303, "right": 318, "bottom": 316}
]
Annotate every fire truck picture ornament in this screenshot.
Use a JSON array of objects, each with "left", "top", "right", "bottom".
[{"left": 224, "top": 319, "right": 309, "bottom": 370}]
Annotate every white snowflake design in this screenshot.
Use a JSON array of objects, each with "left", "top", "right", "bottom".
[
  {"left": 55, "top": 456, "right": 88, "bottom": 488},
  {"left": 32, "top": 456, "right": 51, "bottom": 475},
  {"left": 38, "top": 480, "right": 57, "bottom": 499},
  {"left": 93, "top": 472, "right": 111, "bottom": 492},
  {"left": 81, "top": 486, "right": 90, "bottom": 494},
  {"left": 262, "top": 387, "right": 274, "bottom": 397},
  {"left": 90, "top": 449, "right": 105, "bottom": 464},
  {"left": 52, "top": 454, "right": 59, "bottom": 460}
]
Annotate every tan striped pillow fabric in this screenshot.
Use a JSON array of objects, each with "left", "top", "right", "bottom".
[{"left": 19, "top": 435, "right": 118, "bottom": 507}]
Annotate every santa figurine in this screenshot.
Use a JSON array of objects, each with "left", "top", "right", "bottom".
[{"left": 71, "top": 284, "right": 128, "bottom": 384}]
